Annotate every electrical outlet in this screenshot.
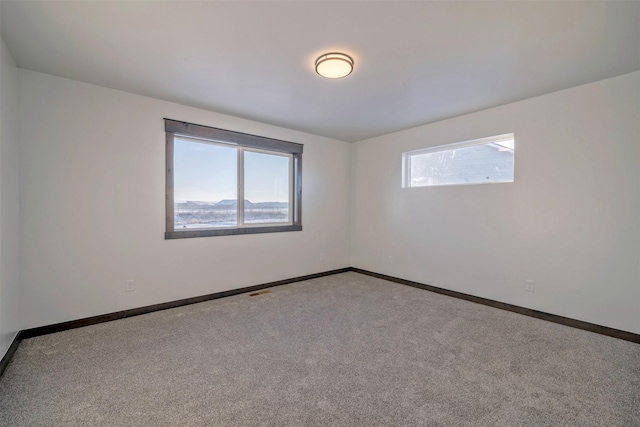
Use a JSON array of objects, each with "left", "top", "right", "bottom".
[
  {"left": 525, "top": 280, "right": 535, "bottom": 292},
  {"left": 126, "top": 279, "right": 135, "bottom": 292},
  {"left": 320, "top": 253, "right": 325, "bottom": 262},
  {"left": 388, "top": 256, "right": 394, "bottom": 264}
]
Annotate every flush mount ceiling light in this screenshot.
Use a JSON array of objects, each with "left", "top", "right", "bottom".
[{"left": 315, "top": 52, "right": 354, "bottom": 79}]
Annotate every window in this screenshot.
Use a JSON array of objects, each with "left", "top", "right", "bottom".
[
  {"left": 165, "top": 119, "right": 302, "bottom": 239},
  {"left": 402, "top": 133, "right": 514, "bottom": 188}
]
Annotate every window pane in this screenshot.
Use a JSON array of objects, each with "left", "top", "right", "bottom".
[
  {"left": 409, "top": 139, "right": 514, "bottom": 187},
  {"left": 244, "top": 151, "right": 290, "bottom": 224},
  {"left": 173, "top": 138, "right": 238, "bottom": 229}
]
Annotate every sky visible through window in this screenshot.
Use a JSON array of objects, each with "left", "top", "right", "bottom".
[
  {"left": 407, "top": 136, "right": 514, "bottom": 187},
  {"left": 174, "top": 137, "right": 289, "bottom": 204},
  {"left": 244, "top": 150, "right": 290, "bottom": 204}
]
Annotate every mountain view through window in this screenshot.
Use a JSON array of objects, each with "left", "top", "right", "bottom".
[{"left": 173, "top": 137, "right": 291, "bottom": 229}]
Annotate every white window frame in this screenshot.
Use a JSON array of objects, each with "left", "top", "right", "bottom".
[
  {"left": 402, "top": 133, "right": 515, "bottom": 188},
  {"left": 165, "top": 119, "right": 302, "bottom": 239}
]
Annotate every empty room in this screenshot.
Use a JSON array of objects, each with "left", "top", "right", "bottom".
[{"left": 0, "top": 1, "right": 639, "bottom": 426}]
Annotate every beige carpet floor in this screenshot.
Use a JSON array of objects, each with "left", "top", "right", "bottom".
[{"left": 1, "top": 272, "right": 639, "bottom": 426}]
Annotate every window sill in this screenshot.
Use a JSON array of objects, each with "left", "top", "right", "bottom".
[{"left": 165, "top": 224, "right": 303, "bottom": 240}]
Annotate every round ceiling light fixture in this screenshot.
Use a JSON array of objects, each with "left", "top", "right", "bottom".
[{"left": 315, "top": 52, "right": 354, "bottom": 79}]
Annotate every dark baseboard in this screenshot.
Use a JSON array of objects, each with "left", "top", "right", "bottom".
[
  {"left": 3, "top": 265, "right": 636, "bottom": 380},
  {"left": 350, "top": 268, "right": 640, "bottom": 344},
  {"left": 19, "top": 267, "right": 351, "bottom": 340},
  {"left": 0, "top": 332, "right": 22, "bottom": 377}
]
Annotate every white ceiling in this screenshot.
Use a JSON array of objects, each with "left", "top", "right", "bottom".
[{"left": 1, "top": 1, "right": 639, "bottom": 142}]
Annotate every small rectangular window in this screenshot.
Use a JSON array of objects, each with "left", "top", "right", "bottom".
[
  {"left": 165, "top": 119, "right": 302, "bottom": 239},
  {"left": 402, "top": 133, "right": 514, "bottom": 188}
]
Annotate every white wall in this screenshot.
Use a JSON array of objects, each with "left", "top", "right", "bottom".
[
  {"left": 351, "top": 71, "right": 640, "bottom": 334},
  {"left": 0, "top": 37, "right": 20, "bottom": 358},
  {"left": 18, "top": 70, "right": 351, "bottom": 329},
  {"left": 13, "top": 66, "right": 640, "bottom": 335}
]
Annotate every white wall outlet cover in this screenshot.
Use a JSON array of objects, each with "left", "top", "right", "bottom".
[{"left": 525, "top": 280, "right": 535, "bottom": 292}]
